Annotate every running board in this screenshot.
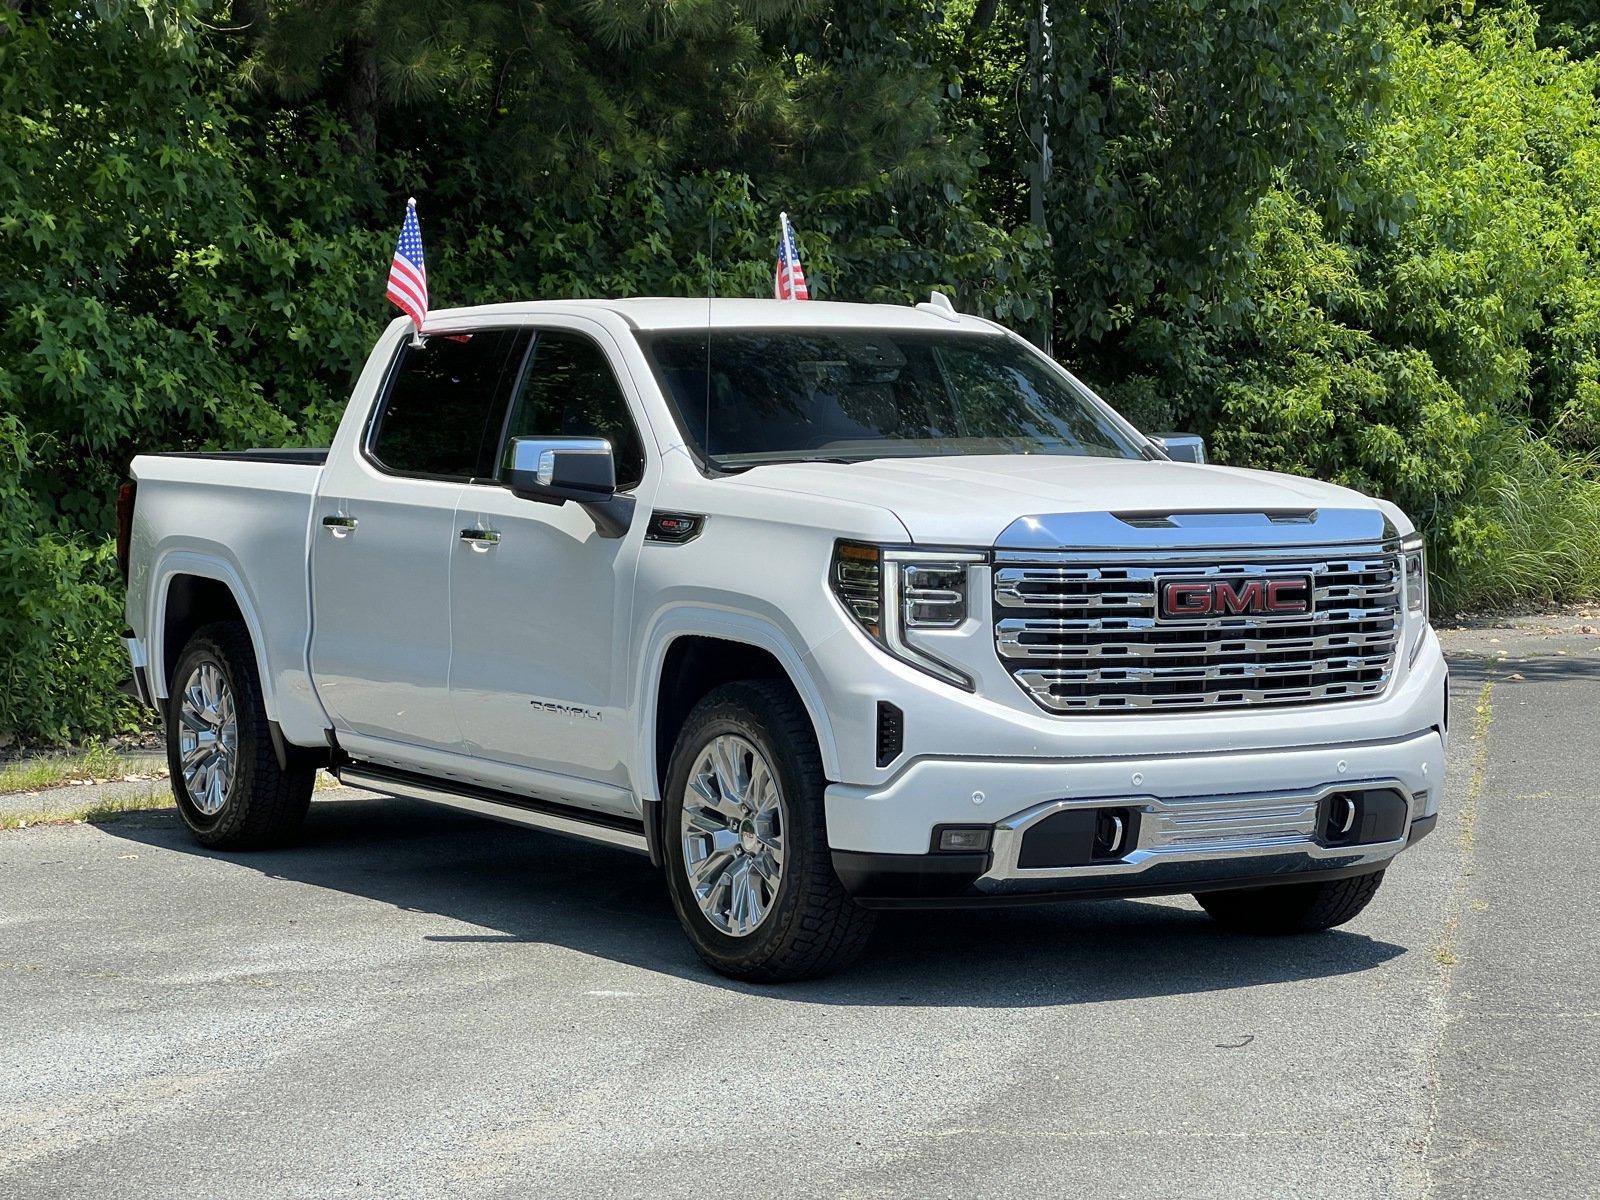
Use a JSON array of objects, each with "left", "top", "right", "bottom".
[{"left": 338, "top": 764, "right": 649, "bottom": 855}]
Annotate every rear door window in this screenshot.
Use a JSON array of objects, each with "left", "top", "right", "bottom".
[{"left": 369, "top": 329, "right": 531, "bottom": 480}]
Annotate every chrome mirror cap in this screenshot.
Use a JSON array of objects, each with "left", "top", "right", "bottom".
[
  {"left": 503, "top": 436, "right": 634, "bottom": 540},
  {"left": 506, "top": 436, "right": 616, "bottom": 496},
  {"left": 1153, "top": 433, "right": 1207, "bottom": 464}
]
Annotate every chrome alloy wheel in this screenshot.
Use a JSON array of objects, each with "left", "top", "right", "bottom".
[
  {"left": 679, "top": 734, "right": 786, "bottom": 937},
  {"left": 177, "top": 661, "right": 238, "bottom": 816}
]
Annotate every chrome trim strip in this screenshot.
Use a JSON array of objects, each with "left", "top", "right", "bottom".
[
  {"left": 979, "top": 779, "right": 1411, "bottom": 883},
  {"left": 994, "top": 558, "right": 1396, "bottom": 609},
  {"left": 996, "top": 507, "right": 1397, "bottom": 553},
  {"left": 995, "top": 542, "right": 1401, "bottom": 566},
  {"left": 996, "top": 624, "right": 1397, "bottom": 660},
  {"left": 1013, "top": 651, "right": 1393, "bottom": 685},
  {"left": 1010, "top": 676, "right": 1391, "bottom": 711},
  {"left": 340, "top": 766, "right": 649, "bottom": 854}
]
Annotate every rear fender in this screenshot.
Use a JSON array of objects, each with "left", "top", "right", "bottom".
[{"left": 148, "top": 550, "right": 277, "bottom": 721}]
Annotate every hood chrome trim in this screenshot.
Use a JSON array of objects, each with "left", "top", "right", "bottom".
[{"left": 996, "top": 507, "right": 1396, "bottom": 553}]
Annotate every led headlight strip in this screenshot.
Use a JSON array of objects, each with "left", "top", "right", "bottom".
[
  {"left": 1401, "top": 531, "right": 1429, "bottom": 665},
  {"left": 830, "top": 541, "right": 985, "bottom": 689}
]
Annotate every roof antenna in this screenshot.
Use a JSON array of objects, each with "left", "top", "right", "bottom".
[
  {"left": 917, "top": 290, "right": 961, "bottom": 322},
  {"left": 704, "top": 204, "right": 715, "bottom": 460}
]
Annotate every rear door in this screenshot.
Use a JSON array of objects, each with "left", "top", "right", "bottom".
[
  {"left": 448, "top": 324, "right": 654, "bottom": 811},
  {"left": 311, "top": 327, "right": 531, "bottom": 758}
]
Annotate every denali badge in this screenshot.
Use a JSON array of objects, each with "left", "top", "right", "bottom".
[
  {"left": 1158, "top": 575, "right": 1313, "bottom": 620},
  {"left": 529, "top": 700, "right": 602, "bottom": 721}
]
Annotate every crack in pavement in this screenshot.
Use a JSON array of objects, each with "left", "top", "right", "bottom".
[{"left": 1407, "top": 671, "right": 1495, "bottom": 1199}]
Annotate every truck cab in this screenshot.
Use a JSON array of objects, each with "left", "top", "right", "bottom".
[{"left": 122, "top": 298, "right": 1447, "bottom": 980}]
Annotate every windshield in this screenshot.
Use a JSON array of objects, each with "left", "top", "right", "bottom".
[{"left": 641, "top": 329, "right": 1146, "bottom": 468}]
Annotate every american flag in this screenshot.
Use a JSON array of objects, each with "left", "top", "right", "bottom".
[
  {"left": 387, "top": 198, "right": 428, "bottom": 331},
  {"left": 774, "top": 211, "right": 810, "bottom": 301}
]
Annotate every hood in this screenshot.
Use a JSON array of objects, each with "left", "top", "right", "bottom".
[{"left": 730, "top": 455, "right": 1390, "bottom": 546}]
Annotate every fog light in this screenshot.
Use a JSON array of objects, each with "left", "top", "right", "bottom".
[{"left": 937, "top": 827, "right": 992, "bottom": 853}]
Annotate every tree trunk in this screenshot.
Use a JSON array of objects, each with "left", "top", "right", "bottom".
[
  {"left": 336, "top": 31, "right": 379, "bottom": 174},
  {"left": 968, "top": 0, "right": 1000, "bottom": 38}
]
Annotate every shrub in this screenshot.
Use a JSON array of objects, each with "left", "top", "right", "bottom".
[
  {"left": 0, "top": 417, "right": 137, "bottom": 742},
  {"left": 1433, "top": 426, "right": 1600, "bottom": 613}
]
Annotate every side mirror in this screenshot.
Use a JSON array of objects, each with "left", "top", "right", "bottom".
[
  {"left": 504, "top": 436, "right": 634, "bottom": 539},
  {"left": 1153, "top": 433, "right": 1207, "bottom": 465}
]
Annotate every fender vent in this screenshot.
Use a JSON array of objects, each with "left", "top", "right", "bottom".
[{"left": 876, "top": 702, "right": 904, "bottom": 768}]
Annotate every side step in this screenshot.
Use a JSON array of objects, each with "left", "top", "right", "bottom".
[{"left": 338, "top": 763, "right": 649, "bottom": 856}]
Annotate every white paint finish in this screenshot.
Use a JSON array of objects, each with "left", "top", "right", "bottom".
[
  {"left": 825, "top": 730, "right": 1446, "bottom": 855},
  {"left": 448, "top": 481, "right": 643, "bottom": 804},
  {"left": 307, "top": 319, "right": 464, "bottom": 754},
  {"left": 416, "top": 296, "right": 1001, "bottom": 335},
  {"left": 123, "top": 457, "right": 326, "bottom": 744},
  {"left": 728, "top": 455, "right": 1384, "bottom": 546},
  {"left": 309, "top": 470, "right": 463, "bottom": 754},
  {"left": 334, "top": 730, "right": 633, "bottom": 813},
  {"left": 444, "top": 317, "right": 659, "bottom": 811},
  {"left": 629, "top": 605, "right": 849, "bottom": 808},
  {"left": 123, "top": 298, "right": 1449, "bottom": 867}
]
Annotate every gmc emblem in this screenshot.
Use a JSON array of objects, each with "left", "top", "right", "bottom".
[{"left": 1158, "top": 575, "right": 1313, "bottom": 620}]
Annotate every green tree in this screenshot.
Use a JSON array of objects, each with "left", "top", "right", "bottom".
[{"left": 1208, "top": 6, "right": 1600, "bottom": 608}]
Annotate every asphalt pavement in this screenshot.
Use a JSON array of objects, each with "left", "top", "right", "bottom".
[{"left": 2, "top": 613, "right": 1597, "bottom": 1199}]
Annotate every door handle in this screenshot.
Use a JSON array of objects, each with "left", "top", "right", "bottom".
[
  {"left": 322, "top": 514, "right": 358, "bottom": 538},
  {"left": 459, "top": 527, "right": 501, "bottom": 552}
]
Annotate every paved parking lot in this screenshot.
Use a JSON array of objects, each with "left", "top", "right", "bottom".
[{"left": 2, "top": 614, "right": 1597, "bottom": 1199}]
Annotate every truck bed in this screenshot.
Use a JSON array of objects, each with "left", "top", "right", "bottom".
[{"left": 125, "top": 450, "right": 329, "bottom": 744}]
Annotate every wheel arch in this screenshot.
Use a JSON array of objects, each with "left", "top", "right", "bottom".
[
  {"left": 150, "top": 553, "right": 277, "bottom": 723},
  {"left": 635, "top": 610, "right": 839, "bottom": 866}
]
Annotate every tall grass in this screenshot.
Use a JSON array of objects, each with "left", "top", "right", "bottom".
[{"left": 1433, "top": 429, "right": 1600, "bottom": 614}]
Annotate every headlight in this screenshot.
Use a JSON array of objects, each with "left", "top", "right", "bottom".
[
  {"left": 1401, "top": 532, "right": 1428, "bottom": 664},
  {"left": 830, "top": 541, "right": 984, "bottom": 688}
]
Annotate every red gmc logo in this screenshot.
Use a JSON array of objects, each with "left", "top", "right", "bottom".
[{"left": 1158, "top": 576, "right": 1313, "bottom": 620}]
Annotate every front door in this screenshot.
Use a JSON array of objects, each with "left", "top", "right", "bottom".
[
  {"left": 448, "top": 325, "right": 653, "bottom": 813},
  {"left": 311, "top": 325, "right": 531, "bottom": 759}
]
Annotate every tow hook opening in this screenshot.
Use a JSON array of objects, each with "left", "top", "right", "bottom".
[
  {"left": 1318, "top": 788, "right": 1409, "bottom": 847},
  {"left": 1016, "top": 805, "right": 1141, "bottom": 870},
  {"left": 1095, "top": 809, "right": 1128, "bottom": 857}
]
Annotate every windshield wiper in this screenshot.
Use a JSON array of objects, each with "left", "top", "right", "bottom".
[{"left": 719, "top": 455, "right": 868, "bottom": 470}]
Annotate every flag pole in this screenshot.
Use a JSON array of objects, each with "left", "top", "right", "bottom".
[
  {"left": 777, "top": 211, "right": 797, "bottom": 301},
  {"left": 778, "top": 211, "right": 788, "bottom": 301},
  {"left": 406, "top": 198, "right": 426, "bottom": 348}
]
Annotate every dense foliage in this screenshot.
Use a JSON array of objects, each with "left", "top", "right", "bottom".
[{"left": 2, "top": 0, "right": 1599, "bottom": 741}]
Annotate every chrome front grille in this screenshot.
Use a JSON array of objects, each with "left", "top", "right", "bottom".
[{"left": 994, "top": 548, "right": 1401, "bottom": 713}]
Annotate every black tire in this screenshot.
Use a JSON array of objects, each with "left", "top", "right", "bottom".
[
  {"left": 661, "top": 680, "right": 875, "bottom": 982},
  {"left": 165, "top": 620, "right": 313, "bottom": 849},
  {"left": 1195, "top": 869, "right": 1387, "bottom": 935}
]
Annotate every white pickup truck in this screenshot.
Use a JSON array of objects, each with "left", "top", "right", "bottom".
[{"left": 120, "top": 297, "right": 1447, "bottom": 980}]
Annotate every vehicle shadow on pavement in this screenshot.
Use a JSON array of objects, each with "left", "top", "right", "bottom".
[
  {"left": 100, "top": 795, "right": 1405, "bottom": 1008},
  {"left": 1444, "top": 651, "right": 1600, "bottom": 685}
]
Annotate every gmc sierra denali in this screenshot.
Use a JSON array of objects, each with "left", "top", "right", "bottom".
[{"left": 120, "top": 296, "right": 1446, "bottom": 981}]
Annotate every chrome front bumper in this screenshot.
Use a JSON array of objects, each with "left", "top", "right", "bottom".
[
  {"left": 827, "top": 727, "right": 1443, "bottom": 904},
  {"left": 979, "top": 778, "right": 1419, "bottom": 889}
]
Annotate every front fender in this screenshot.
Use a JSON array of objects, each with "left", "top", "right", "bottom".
[{"left": 631, "top": 604, "right": 841, "bottom": 809}]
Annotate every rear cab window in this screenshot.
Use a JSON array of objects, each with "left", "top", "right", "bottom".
[{"left": 367, "top": 329, "right": 531, "bottom": 480}]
